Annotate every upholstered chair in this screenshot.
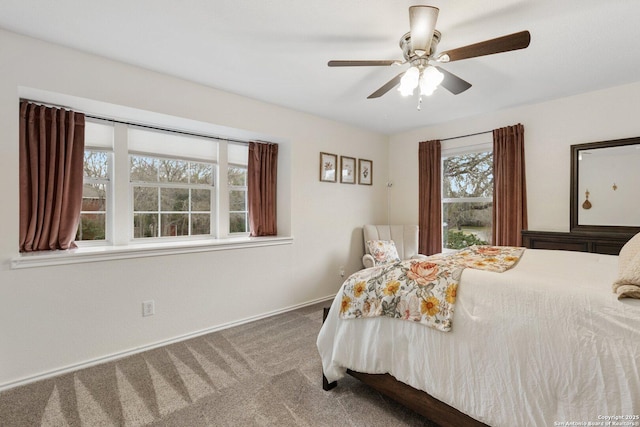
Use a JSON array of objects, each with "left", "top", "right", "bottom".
[{"left": 362, "top": 224, "right": 428, "bottom": 269}]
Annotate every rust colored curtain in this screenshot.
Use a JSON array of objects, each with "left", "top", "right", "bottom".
[
  {"left": 247, "top": 141, "right": 278, "bottom": 236},
  {"left": 418, "top": 140, "right": 442, "bottom": 255},
  {"left": 492, "top": 123, "right": 527, "bottom": 246},
  {"left": 19, "top": 101, "right": 85, "bottom": 252}
]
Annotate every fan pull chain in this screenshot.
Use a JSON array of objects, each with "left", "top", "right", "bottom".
[{"left": 417, "top": 95, "right": 423, "bottom": 110}]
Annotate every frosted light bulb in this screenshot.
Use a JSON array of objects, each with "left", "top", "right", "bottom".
[
  {"left": 398, "top": 66, "right": 420, "bottom": 96},
  {"left": 419, "top": 66, "right": 444, "bottom": 96}
]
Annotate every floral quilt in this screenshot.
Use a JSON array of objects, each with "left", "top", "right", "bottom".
[{"left": 338, "top": 245, "right": 525, "bottom": 332}]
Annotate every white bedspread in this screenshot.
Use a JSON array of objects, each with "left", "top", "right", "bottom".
[{"left": 317, "top": 249, "right": 640, "bottom": 427}]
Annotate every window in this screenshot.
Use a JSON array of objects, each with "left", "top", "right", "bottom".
[
  {"left": 228, "top": 165, "right": 248, "bottom": 233},
  {"left": 78, "top": 150, "right": 110, "bottom": 240},
  {"left": 442, "top": 148, "right": 493, "bottom": 250},
  {"left": 130, "top": 155, "right": 214, "bottom": 238},
  {"left": 77, "top": 120, "right": 113, "bottom": 242},
  {"left": 14, "top": 97, "right": 291, "bottom": 268},
  {"left": 128, "top": 126, "right": 217, "bottom": 241},
  {"left": 75, "top": 120, "right": 250, "bottom": 244},
  {"left": 227, "top": 143, "right": 249, "bottom": 234}
]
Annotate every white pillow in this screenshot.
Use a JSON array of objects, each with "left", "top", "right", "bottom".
[
  {"left": 613, "top": 232, "right": 640, "bottom": 299},
  {"left": 618, "top": 232, "right": 640, "bottom": 275},
  {"left": 366, "top": 240, "right": 401, "bottom": 266}
]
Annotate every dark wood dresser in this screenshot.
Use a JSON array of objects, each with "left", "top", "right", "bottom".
[{"left": 521, "top": 230, "right": 634, "bottom": 255}]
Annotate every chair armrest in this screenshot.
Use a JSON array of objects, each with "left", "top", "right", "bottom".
[
  {"left": 362, "top": 254, "right": 375, "bottom": 269},
  {"left": 410, "top": 254, "right": 429, "bottom": 261}
]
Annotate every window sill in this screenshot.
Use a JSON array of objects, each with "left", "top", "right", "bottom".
[{"left": 11, "top": 236, "right": 294, "bottom": 269}]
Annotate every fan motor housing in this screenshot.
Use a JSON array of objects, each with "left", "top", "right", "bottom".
[{"left": 400, "top": 30, "right": 441, "bottom": 61}]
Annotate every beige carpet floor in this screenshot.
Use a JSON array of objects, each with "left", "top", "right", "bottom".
[{"left": 0, "top": 301, "right": 435, "bottom": 426}]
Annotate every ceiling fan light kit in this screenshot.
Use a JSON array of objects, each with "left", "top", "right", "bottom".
[
  {"left": 328, "top": 5, "right": 531, "bottom": 109},
  {"left": 398, "top": 65, "right": 444, "bottom": 102}
]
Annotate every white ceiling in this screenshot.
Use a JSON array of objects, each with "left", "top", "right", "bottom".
[{"left": 2, "top": 0, "right": 640, "bottom": 134}]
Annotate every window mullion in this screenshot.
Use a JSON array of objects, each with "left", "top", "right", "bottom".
[{"left": 443, "top": 197, "right": 492, "bottom": 204}]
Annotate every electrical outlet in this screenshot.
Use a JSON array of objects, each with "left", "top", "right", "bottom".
[
  {"left": 339, "top": 266, "right": 345, "bottom": 278},
  {"left": 142, "top": 300, "right": 155, "bottom": 317}
]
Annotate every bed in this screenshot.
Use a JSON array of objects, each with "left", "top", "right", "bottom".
[{"left": 317, "top": 247, "right": 640, "bottom": 427}]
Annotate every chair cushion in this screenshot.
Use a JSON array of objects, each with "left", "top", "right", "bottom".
[
  {"left": 366, "top": 240, "right": 401, "bottom": 266},
  {"left": 363, "top": 225, "right": 419, "bottom": 262}
]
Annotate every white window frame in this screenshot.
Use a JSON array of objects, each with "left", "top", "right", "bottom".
[
  {"left": 129, "top": 153, "right": 217, "bottom": 241},
  {"left": 77, "top": 117, "right": 115, "bottom": 246},
  {"left": 77, "top": 148, "right": 113, "bottom": 245},
  {"left": 441, "top": 142, "right": 493, "bottom": 251},
  {"left": 228, "top": 163, "right": 249, "bottom": 235}
]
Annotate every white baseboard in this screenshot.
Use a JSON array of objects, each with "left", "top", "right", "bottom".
[{"left": 0, "top": 294, "right": 335, "bottom": 392}]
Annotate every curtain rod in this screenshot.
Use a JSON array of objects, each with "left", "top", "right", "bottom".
[
  {"left": 20, "top": 98, "right": 250, "bottom": 146},
  {"left": 439, "top": 130, "right": 493, "bottom": 142},
  {"left": 122, "top": 121, "right": 249, "bottom": 146}
]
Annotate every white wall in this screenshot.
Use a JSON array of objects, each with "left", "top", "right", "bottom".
[
  {"left": 388, "top": 81, "right": 640, "bottom": 231},
  {"left": 0, "top": 29, "right": 389, "bottom": 388}
]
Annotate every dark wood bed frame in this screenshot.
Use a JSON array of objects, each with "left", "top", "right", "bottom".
[
  {"left": 321, "top": 307, "right": 488, "bottom": 427},
  {"left": 321, "top": 231, "right": 634, "bottom": 427}
]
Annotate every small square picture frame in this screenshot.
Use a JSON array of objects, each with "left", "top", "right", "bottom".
[
  {"left": 340, "top": 156, "right": 356, "bottom": 184},
  {"left": 358, "top": 158, "right": 373, "bottom": 185},
  {"left": 319, "top": 152, "right": 337, "bottom": 182}
]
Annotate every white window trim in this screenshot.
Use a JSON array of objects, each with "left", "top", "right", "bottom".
[
  {"left": 77, "top": 148, "right": 113, "bottom": 246},
  {"left": 80, "top": 118, "right": 116, "bottom": 246},
  {"left": 129, "top": 155, "right": 216, "bottom": 240},
  {"left": 441, "top": 140, "right": 494, "bottom": 251},
  {"left": 228, "top": 162, "right": 249, "bottom": 236},
  {"left": 11, "top": 236, "right": 293, "bottom": 269}
]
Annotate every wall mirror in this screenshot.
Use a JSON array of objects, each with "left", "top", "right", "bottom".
[{"left": 570, "top": 136, "right": 640, "bottom": 234}]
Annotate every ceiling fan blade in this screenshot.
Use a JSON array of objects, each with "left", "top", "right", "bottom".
[
  {"left": 328, "top": 60, "right": 399, "bottom": 67},
  {"left": 409, "top": 5, "right": 439, "bottom": 56},
  {"left": 436, "top": 30, "right": 531, "bottom": 63},
  {"left": 367, "top": 72, "right": 406, "bottom": 99},
  {"left": 435, "top": 66, "right": 472, "bottom": 95}
]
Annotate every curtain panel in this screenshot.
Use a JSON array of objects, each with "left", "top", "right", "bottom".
[
  {"left": 247, "top": 141, "right": 278, "bottom": 237},
  {"left": 19, "top": 101, "right": 86, "bottom": 252},
  {"left": 492, "top": 123, "right": 528, "bottom": 246},
  {"left": 418, "top": 140, "right": 442, "bottom": 255}
]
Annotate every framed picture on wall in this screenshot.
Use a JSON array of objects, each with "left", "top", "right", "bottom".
[
  {"left": 340, "top": 156, "right": 356, "bottom": 184},
  {"left": 319, "top": 152, "right": 337, "bottom": 182},
  {"left": 358, "top": 158, "right": 373, "bottom": 185}
]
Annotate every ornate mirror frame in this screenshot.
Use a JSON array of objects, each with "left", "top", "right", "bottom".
[{"left": 570, "top": 136, "right": 640, "bottom": 234}]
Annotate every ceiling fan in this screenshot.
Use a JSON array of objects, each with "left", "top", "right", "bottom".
[{"left": 328, "top": 6, "right": 531, "bottom": 106}]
